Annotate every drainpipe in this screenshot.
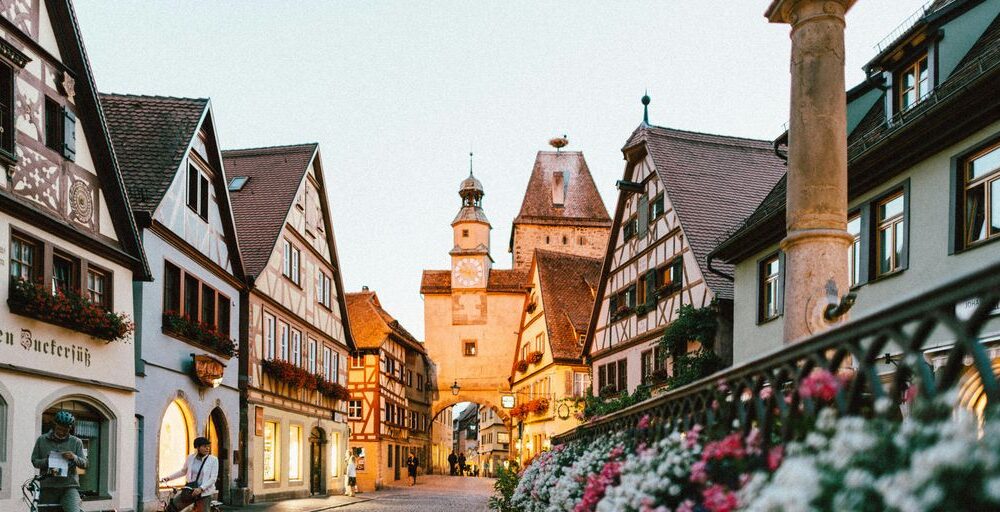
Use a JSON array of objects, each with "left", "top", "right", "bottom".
[
  {"left": 766, "top": 0, "right": 856, "bottom": 343},
  {"left": 236, "top": 275, "right": 253, "bottom": 504}
]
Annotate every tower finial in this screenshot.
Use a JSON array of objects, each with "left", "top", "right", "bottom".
[
  {"left": 469, "top": 151, "right": 474, "bottom": 177},
  {"left": 642, "top": 91, "right": 651, "bottom": 125}
]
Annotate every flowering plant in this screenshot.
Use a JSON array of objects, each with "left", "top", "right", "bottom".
[
  {"left": 516, "top": 360, "right": 530, "bottom": 373},
  {"left": 8, "top": 277, "right": 133, "bottom": 342},
  {"left": 597, "top": 427, "right": 703, "bottom": 511},
  {"left": 528, "top": 397, "right": 550, "bottom": 415},
  {"left": 527, "top": 351, "right": 544, "bottom": 364},
  {"left": 162, "top": 311, "right": 236, "bottom": 357},
  {"left": 260, "top": 359, "right": 349, "bottom": 400}
]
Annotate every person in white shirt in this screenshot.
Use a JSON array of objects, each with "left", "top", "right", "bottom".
[
  {"left": 344, "top": 450, "right": 358, "bottom": 496},
  {"left": 161, "top": 437, "right": 219, "bottom": 512}
]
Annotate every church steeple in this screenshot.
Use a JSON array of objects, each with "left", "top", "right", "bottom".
[{"left": 450, "top": 157, "right": 492, "bottom": 288}]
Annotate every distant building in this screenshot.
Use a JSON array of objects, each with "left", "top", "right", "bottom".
[
  {"left": 477, "top": 406, "right": 508, "bottom": 477},
  {"left": 453, "top": 404, "right": 479, "bottom": 468},
  {"left": 345, "top": 289, "right": 432, "bottom": 490},
  {"left": 430, "top": 406, "right": 454, "bottom": 474}
]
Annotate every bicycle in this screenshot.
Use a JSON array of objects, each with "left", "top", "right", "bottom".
[
  {"left": 158, "top": 485, "right": 223, "bottom": 512},
  {"left": 21, "top": 475, "right": 65, "bottom": 512}
]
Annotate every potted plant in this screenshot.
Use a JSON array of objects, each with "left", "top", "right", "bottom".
[
  {"left": 527, "top": 351, "right": 544, "bottom": 364},
  {"left": 529, "top": 397, "right": 550, "bottom": 414},
  {"left": 8, "top": 278, "right": 133, "bottom": 342},
  {"left": 162, "top": 311, "right": 237, "bottom": 358},
  {"left": 516, "top": 360, "right": 529, "bottom": 373}
]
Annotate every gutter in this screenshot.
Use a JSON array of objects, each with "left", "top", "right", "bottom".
[{"left": 705, "top": 249, "right": 734, "bottom": 282}]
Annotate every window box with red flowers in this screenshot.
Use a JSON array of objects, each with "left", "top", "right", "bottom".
[
  {"left": 260, "top": 359, "right": 350, "bottom": 401},
  {"left": 528, "top": 397, "right": 550, "bottom": 415},
  {"left": 526, "top": 301, "right": 537, "bottom": 314},
  {"left": 612, "top": 305, "right": 632, "bottom": 321},
  {"left": 7, "top": 278, "right": 133, "bottom": 342},
  {"left": 527, "top": 351, "right": 544, "bottom": 365},
  {"left": 162, "top": 311, "right": 237, "bottom": 358},
  {"left": 516, "top": 360, "right": 529, "bottom": 373},
  {"left": 510, "top": 403, "right": 528, "bottom": 420}
]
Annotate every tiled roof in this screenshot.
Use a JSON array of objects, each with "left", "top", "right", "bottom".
[
  {"left": 534, "top": 250, "right": 602, "bottom": 361},
  {"left": 420, "top": 268, "right": 529, "bottom": 294},
  {"left": 346, "top": 291, "right": 424, "bottom": 353},
  {"left": 627, "top": 126, "right": 786, "bottom": 299},
  {"left": 513, "top": 151, "right": 611, "bottom": 227},
  {"left": 224, "top": 143, "right": 318, "bottom": 277},
  {"left": 100, "top": 94, "right": 208, "bottom": 212}
]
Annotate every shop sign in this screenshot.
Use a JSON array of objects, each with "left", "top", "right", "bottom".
[
  {"left": 255, "top": 406, "right": 264, "bottom": 436},
  {"left": 956, "top": 297, "right": 1000, "bottom": 321},
  {"left": 497, "top": 432, "right": 510, "bottom": 444},
  {"left": 500, "top": 394, "right": 515, "bottom": 409},
  {"left": 191, "top": 354, "right": 225, "bottom": 388},
  {"left": 0, "top": 326, "right": 92, "bottom": 367}
]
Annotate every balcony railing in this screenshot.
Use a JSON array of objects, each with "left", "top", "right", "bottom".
[{"left": 555, "top": 259, "right": 1000, "bottom": 446}]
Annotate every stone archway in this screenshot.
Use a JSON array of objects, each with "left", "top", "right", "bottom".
[
  {"left": 431, "top": 395, "right": 513, "bottom": 478},
  {"left": 431, "top": 394, "right": 511, "bottom": 429}
]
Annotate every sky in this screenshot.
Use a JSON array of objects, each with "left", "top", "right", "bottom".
[{"left": 75, "top": 0, "right": 928, "bottom": 337}]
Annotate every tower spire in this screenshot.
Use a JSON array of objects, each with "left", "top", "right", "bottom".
[
  {"left": 469, "top": 151, "right": 474, "bottom": 176},
  {"left": 642, "top": 91, "right": 651, "bottom": 125}
]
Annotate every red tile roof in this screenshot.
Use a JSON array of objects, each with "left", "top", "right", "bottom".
[
  {"left": 100, "top": 94, "right": 208, "bottom": 212},
  {"left": 533, "top": 250, "right": 602, "bottom": 361},
  {"left": 223, "top": 144, "right": 317, "bottom": 277},
  {"left": 346, "top": 291, "right": 424, "bottom": 353},
  {"left": 513, "top": 151, "right": 611, "bottom": 228},
  {"left": 420, "top": 268, "right": 529, "bottom": 295},
  {"left": 624, "top": 126, "right": 786, "bottom": 299}
]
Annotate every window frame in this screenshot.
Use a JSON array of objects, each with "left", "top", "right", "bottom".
[
  {"left": 895, "top": 53, "right": 931, "bottom": 113},
  {"left": 351, "top": 354, "right": 364, "bottom": 368},
  {"left": 282, "top": 239, "right": 301, "bottom": 285},
  {"left": 10, "top": 231, "right": 40, "bottom": 282},
  {"left": 163, "top": 260, "right": 232, "bottom": 331},
  {"left": 953, "top": 135, "right": 1000, "bottom": 252},
  {"left": 0, "top": 61, "right": 15, "bottom": 159},
  {"left": 757, "top": 251, "right": 784, "bottom": 324},
  {"left": 463, "top": 340, "right": 477, "bottom": 357},
  {"left": 875, "top": 191, "right": 906, "bottom": 277},
  {"left": 186, "top": 162, "right": 211, "bottom": 220},
  {"left": 85, "top": 265, "right": 110, "bottom": 308},
  {"left": 348, "top": 400, "right": 362, "bottom": 419},
  {"left": 649, "top": 193, "right": 665, "bottom": 221}
]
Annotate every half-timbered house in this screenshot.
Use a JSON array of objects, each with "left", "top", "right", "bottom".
[
  {"left": 345, "top": 289, "right": 431, "bottom": 491},
  {"left": 583, "top": 116, "right": 784, "bottom": 396},
  {"left": 102, "top": 93, "right": 244, "bottom": 510},
  {"left": 0, "top": 1, "right": 148, "bottom": 510},
  {"left": 226, "top": 143, "right": 354, "bottom": 501}
]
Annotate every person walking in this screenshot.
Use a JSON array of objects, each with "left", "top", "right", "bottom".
[
  {"left": 448, "top": 451, "right": 457, "bottom": 476},
  {"left": 344, "top": 451, "right": 358, "bottom": 496},
  {"left": 160, "top": 437, "right": 218, "bottom": 512},
  {"left": 457, "top": 452, "right": 466, "bottom": 476},
  {"left": 406, "top": 450, "right": 419, "bottom": 486},
  {"left": 30, "top": 411, "right": 88, "bottom": 512}
]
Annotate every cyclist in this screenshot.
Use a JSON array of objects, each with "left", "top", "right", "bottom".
[
  {"left": 160, "top": 437, "right": 218, "bottom": 512},
  {"left": 30, "top": 410, "right": 87, "bottom": 512}
]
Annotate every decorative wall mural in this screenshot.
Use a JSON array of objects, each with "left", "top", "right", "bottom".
[{"left": 68, "top": 179, "right": 93, "bottom": 223}]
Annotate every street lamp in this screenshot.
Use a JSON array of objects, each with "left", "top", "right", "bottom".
[{"left": 451, "top": 380, "right": 460, "bottom": 396}]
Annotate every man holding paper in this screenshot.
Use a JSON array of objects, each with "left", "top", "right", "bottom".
[{"left": 30, "top": 410, "right": 88, "bottom": 512}]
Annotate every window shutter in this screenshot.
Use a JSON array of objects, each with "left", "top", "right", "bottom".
[
  {"left": 188, "top": 165, "right": 198, "bottom": 209},
  {"left": 645, "top": 271, "right": 656, "bottom": 307},
  {"left": 617, "top": 359, "right": 628, "bottom": 391},
  {"left": 858, "top": 206, "right": 872, "bottom": 285},
  {"left": 899, "top": 181, "right": 910, "bottom": 271},
  {"left": 62, "top": 108, "right": 76, "bottom": 160},
  {"left": 565, "top": 370, "right": 573, "bottom": 396},
  {"left": 672, "top": 258, "right": 684, "bottom": 288},
  {"left": 200, "top": 175, "right": 209, "bottom": 217},
  {"left": 637, "top": 194, "right": 649, "bottom": 238},
  {"left": 777, "top": 251, "right": 786, "bottom": 315},
  {"left": 609, "top": 294, "right": 618, "bottom": 316}
]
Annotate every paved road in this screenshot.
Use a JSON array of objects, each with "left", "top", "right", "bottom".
[{"left": 343, "top": 475, "right": 494, "bottom": 511}]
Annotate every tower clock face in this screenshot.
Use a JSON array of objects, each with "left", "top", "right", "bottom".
[{"left": 453, "top": 258, "right": 484, "bottom": 287}]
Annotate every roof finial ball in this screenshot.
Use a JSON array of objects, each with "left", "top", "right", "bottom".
[
  {"left": 549, "top": 134, "right": 569, "bottom": 154},
  {"left": 642, "top": 91, "right": 651, "bottom": 125}
]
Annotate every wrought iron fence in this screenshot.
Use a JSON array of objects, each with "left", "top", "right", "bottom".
[{"left": 554, "top": 259, "right": 1000, "bottom": 446}]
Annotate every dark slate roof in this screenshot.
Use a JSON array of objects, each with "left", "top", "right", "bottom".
[
  {"left": 534, "top": 250, "right": 602, "bottom": 361},
  {"left": 624, "top": 126, "right": 786, "bottom": 299},
  {"left": 420, "top": 268, "right": 529, "bottom": 295},
  {"left": 224, "top": 144, "right": 317, "bottom": 277},
  {"left": 346, "top": 291, "right": 424, "bottom": 353},
  {"left": 100, "top": 94, "right": 208, "bottom": 212},
  {"left": 513, "top": 151, "right": 611, "bottom": 227}
]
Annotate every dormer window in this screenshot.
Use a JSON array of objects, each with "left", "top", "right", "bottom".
[
  {"left": 228, "top": 176, "right": 249, "bottom": 191},
  {"left": 552, "top": 171, "right": 566, "bottom": 206},
  {"left": 896, "top": 54, "right": 930, "bottom": 112}
]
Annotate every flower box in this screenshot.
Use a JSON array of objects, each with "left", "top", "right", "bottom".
[
  {"left": 526, "top": 301, "right": 537, "bottom": 314},
  {"left": 7, "top": 278, "right": 133, "bottom": 342},
  {"left": 612, "top": 306, "right": 632, "bottom": 320},
  {"left": 654, "top": 283, "right": 680, "bottom": 299},
  {"left": 528, "top": 397, "right": 550, "bottom": 414},
  {"left": 260, "top": 359, "right": 350, "bottom": 401},
  {"left": 516, "top": 360, "right": 529, "bottom": 373},
  {"left": 162, "top": 311, "right": 236, "bottom": 358},
  {"left": 527, "top": 351, "right": 544, "bottom": 364}
]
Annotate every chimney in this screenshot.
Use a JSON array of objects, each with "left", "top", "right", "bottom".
[{"left": 362, "top": 285, "right": 369, "bottom": 291}]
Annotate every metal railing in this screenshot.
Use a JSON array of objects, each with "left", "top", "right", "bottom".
[
  {"left": 874, "top": 0, "right": 936, "bottom": 54},
  {"left": 555, "top": 260, "right": 1000, "bottom": 446}
]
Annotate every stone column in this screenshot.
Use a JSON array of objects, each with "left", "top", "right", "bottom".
[{"left": 766, "top": 0, "right": 855, "bottom": 343}]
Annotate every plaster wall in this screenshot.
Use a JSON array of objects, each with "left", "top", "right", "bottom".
[{"left": 511, "top": 224, "right": 609, "bottom": 271}]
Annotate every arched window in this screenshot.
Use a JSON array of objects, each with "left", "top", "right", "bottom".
[
  {"left": 957, "top": 359, "right": 1000, "bottom": 434},
  {"left": 43, "top": 400, "right": 108, "bottom": 498},
  {"left": 158, "top": 400, "right": 193, "bottom": 487}
]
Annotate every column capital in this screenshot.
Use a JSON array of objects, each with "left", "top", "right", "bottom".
[{"left": 765, "top": 0, "right": 855, "bottom": 25}]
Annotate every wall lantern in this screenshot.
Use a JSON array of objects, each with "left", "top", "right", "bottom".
[{"left": 451, "top": 380, "right": 460, "bottom": 396}]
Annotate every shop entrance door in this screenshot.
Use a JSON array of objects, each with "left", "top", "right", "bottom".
[{"left": 309, "top": 428, "right": 326, "bottom": 495}]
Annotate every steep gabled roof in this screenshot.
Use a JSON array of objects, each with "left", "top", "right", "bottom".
[
  {"left": 346, "top": 290, "right": 424, "bottom": 353},
  {"left": 100, "top": 94, "right": 208, "bottom": 212},
  {"left": 223, "top": 143, "right": 318, "bottom": 277},
  {"left": 513, "top": 151, "right": 611, "bottom": 228},
  {"left": 624, "top": 126, "right": 786, "bottom": 299},
  {"left": 420, "top": 268, "right": 529, "bottom": 295},
  {"left": 534, "top": 250, "right": 602, "bottom": 362}
]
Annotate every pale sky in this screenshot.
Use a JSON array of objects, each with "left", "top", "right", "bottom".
[{"left": 75, "top": 1, "right": 927, "bottom": 337}]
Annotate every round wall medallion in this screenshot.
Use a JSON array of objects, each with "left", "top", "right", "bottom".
[{"left": 69, "top": 180, "right": 93, "bottom": 223}]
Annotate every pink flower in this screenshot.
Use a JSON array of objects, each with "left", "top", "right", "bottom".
[
  {"left": 677, "top": 500, "right": 696, "bottom": 512},
  {"left": 685, "top": 425, "right": 703, "bottom": 449},
  {"left": 798, "top": 368, "right": 842, "bottom": 402},
  {"left": 637, "top": 414, "right": 651, "bottom": 429},
  {"left": 904, "top": 384, "right": 919, "bottom": 404},
  {"left": 702, "top": 484, "right": 739, "bottom": 512},
  {"left": 745, "top": 429, "right": 762, "bottom": 455},
  {"left": 703, "top": 433, "right": 745, "bottom": 461},
  {"left": 767, "top": 445, "right": 784, "bottom": 471},
  {"left": 574, "top": 459, "right": 623, "bottom": 512},
  {"left": 759, "top": 386, "right": 773, "bottom": 401},
  {"left": 690, "top": 460, "right": 708, "bottom": 484}
]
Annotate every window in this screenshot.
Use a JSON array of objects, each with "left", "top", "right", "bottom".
[
  {"left": 759, "top": 253, "right": 782, "bottom": 322},
  {"left": 962, "top": 141, "right": 1000, "bottom": 247},
  {"left": 228, "top": 176, "right": 249, "bottom": 191},
  {"left": 897, "top": 54, "right": 930, "bottom": 112},
  {"left": 316, "top": 272, "right": 332, "bottom": 308},
  {"left": 847, "top": 214, "right": 862, "bottom": 287},
  {"left": 283, "top": 240, "right": 300, "bottom": 284},
  {"left": 86, "top": 268, "right": 108, "bottom": 306},
  {"left": 405, "top": 369, "right": 413, "bottom": 387},
  {"left": 649, "top": 194, "right": 665, "bottom": 220},
  {"left": 165, "top": 264, "right": 231, "bottom": 332},
  {"left": 579, "top": 236, "right": 586, "bottom": 245},
  {"left": 264, "top": 314, "right": 276, "bottom": 360},
  {"left": 0, "top": 62, "right": 12, "bottom": 156},
  {"left": 201, "top": 285, "right": 216, "bottom": 327},
  {"left": 521, "top": 343, "right": 529, "bottom": 361},
  {"left": 623, "top": 216, "right": 638, "bottom": 240},
  {"left": 562, "top": 235, "right": 568, "bottom": 245},
  {"left": 462, "top": 229, "right": 469, "bottom": 238},
  {"left": 186, "top": 163, "right": 210, "bottom": 219},
  {"left": 43, "top": 98, "right": 75, "bottom": 160},
  {"left": 641, "top": 346, "right": 666, "bottom": 383},
  {"left": 463, "top": 340, "right": 477, "bottom": 356},
  {"left": 534, "top": 333, "right": 544, "bottom": 353},
  {"left": 218, "top": 295, "right": 231, "bottom": 336},
  {"left": 322, "top": 346, "right": 332, "bottom": 380},
  {"left": 351, "top": 354, "right": 364, "bottom": 368},
  {"left": 572, "top": 372, "right": 590, "bottom": 398},
  {"left": 158, "top": 400, "right": 192, "bottom": 487},
  {"left": 657, "top": 258, "right": 684, "bottom": 294},
  {"left": 385, "top": 357, "right": 396, "bottom": 377},
  {"left": 279, "top": 322, "right": 289, "bottom": 360},
  {"left": 348, "top": 400, "right": 362, "bottom": 419},
  {"left": 288, "top": 425, "right": 302, "bottom": 480},
  {"left": 183, "top": 274, "right": 199, "bottom": 320},
  {"left": 307, "top": 338, "right": 317, "bottom": 373},
  {"left": 10, "top": 233, "right": 38, "bottom": 281},
  {"left": 51, "top": 252, "right": 78, "bottom": 295},
  {"left": 291, "top": 329, "right": 302, "bottom": 366},
  {"left": 876, "top": 192, "right": 905, "bottom": 276},
  {"left": 637, "top": 273, "right": 647, "bottom": 305},
  {"left": 263, "top": 421, "right": 279, "bottom": 481},
  {"left": 597, "top": 359, "right": 628, "bottom": 395}
]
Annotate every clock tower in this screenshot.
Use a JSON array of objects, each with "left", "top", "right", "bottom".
[{"left": 450, "top": 168, "right": 492, "bottom": 289}]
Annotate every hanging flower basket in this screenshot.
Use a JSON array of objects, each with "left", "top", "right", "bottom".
[
  {"left": 527, "top": 351, "right": 544, "bottom": 364},
  {"left": 7, "top": 278, "right": 133, "bottom": 342},
  {"left": 510, "top": 404, "right": 528, "bottom": 420},
  {"left": 516, "top": 360, "right": 530, "bottom": 373},
  {"left": 260, "top": 359, "right": 349, "bottom": 401},
  {"left": 162, "top": 311, "right": 237, "bottom": 358}
]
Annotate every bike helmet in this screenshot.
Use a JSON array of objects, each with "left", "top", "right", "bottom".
[{"left": 54, "top": 411, "right": 75, "bottom": 426}]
